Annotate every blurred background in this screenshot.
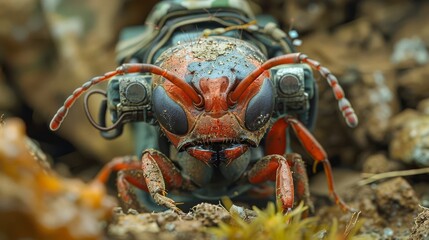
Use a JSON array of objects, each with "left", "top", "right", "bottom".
[
  {"left": 0, "top": 0, "right": 159, "bottom": 177},
  {"left": 1, "top": 0, "right": 429, "bottom": 186}
]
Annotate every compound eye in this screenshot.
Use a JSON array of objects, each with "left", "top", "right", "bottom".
[
  {"left": 245, "top": 78, "right": 274, "bottom": 131},
  {"left": 152, "top": 86, "right": 188, "bottom": 135}
]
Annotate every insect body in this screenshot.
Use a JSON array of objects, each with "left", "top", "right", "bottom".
[{"left": 50, "top": 0, "right": 358, "bottom": 213}]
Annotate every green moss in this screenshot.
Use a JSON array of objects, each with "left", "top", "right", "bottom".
[{"left": 208, "top": 201, "right": 371, "bottom": 240}]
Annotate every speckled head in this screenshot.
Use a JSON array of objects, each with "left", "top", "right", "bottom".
[{"left": 151, "top": 36, "right": 274, "bottom": 164}]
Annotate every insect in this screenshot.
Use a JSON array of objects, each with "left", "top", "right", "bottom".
[{"left": 50, "top": 0, "right": 358, "bottom": 214}]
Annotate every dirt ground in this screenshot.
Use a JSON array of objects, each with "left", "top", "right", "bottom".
[{"left": 1, "top": 0, "right": 429, "bottom": 239}]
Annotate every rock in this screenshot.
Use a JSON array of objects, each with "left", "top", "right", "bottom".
[
  {"left": 397, "top": 65, "right": 429, "bottom": 108},
  {"left": 229, "top": 204, "right": 257, "bottom": 222},
  {"left": 351, "top": 71, "right": 399, "bottom": 145},
  {"left": 409, "top": 207, "right": 429, "bottom": 240},
  {"left": 362, "top": 153, "right": 403, "bottom": 174},
  {"left": 391, "top": 37, "right": 429, "bottom": 69},
  {"left": 417, "top": 98, "right": 429, "bottom": 115},
  {"left": 390, "top": 114, "right": 429, "bottom": 166},
  {"left": 315, "top": 177, "right": 419, "bottom": 239},
  {"left": 375, "top": 177, "right": 420, "bottom": 217},
  {"left": 387, "top": 109, "right": 421, "bottom": 136}
]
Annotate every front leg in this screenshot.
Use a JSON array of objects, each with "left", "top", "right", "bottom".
[
  {"left": 286, "top": 116, "right": 354, "bottom": 212},
  {"left": 265, "top": 116, "right": 354, "bottom": 212},
  {"left": 248, "top": 154, "right": 294, "bottom": 212},
  {"left": 285, "top": 153, "right": 314, "bottom": 213},
  {"left": 92, "top": 150, "right": 190, "bottom": 213},
  {"left": 141, "top": 149, "right": 185, "bottom": 213}
]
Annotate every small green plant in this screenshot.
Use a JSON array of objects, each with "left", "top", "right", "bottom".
[{"left": 208, "top": 201, "right": 367, "bottom": 240}]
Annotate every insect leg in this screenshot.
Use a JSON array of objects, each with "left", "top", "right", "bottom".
[
  {"left": 248, "top": 154, "right": 294, "bottom": 212},
  {"left": 141, "top": 149, "right": 185, "bottom": 214},
  {"left": 265, "top": 117, "right": 289, "bottom": 155},
  {"left": 286, "top": 116, "right": 355, "bottom": 212},
  {"left": 116, "top": 169, "right": 148, "bottom": 211},
  {"left": 93, "top": 155, "right": 140, "bottom": 183},
  {"left": 285, "top": 153, "right": 314, "bottom": 213},
  {"left": 92, "top": 156, "right": 149, "bottom": 211},
  {"left": 92, "top": 153, "right": 186, "bottom": 213}
]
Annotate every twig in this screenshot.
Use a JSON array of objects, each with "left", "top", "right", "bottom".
[
  {"left": 358, "top": 167, "right": 429, "bottom": 186},
  {"left": 343, "top": 211, "right": 361, "bottom": 238}
]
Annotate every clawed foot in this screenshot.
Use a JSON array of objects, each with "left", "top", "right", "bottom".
[{"left": 153, "top": 192, "right": 184, "bottom": 215}]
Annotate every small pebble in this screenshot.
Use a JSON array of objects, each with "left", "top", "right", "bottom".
[
  {"left": 288, "top": 30, "right": 299, "bottom": 39},
  {"left": 127, "top": 208, "right": 139, "bottom": 215},
  {"left": 165, "top": 223, "right": 176, "bottom": 231},
  {"left": 293, "top": 39, "right": 302, "bottom": 46},
  {"left": 383, "top": 227, "right": 394, "bottom": 237}
]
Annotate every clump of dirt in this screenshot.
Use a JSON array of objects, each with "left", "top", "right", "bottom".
[
  {"left": 409, "top": 206, "right": 429, "bottom": 240},
  {"left": 390, "top": 114, "right": 429, "bottom": 166},
  {"left": 375, "top": 178, "right": 420, "bottom": 217},
  {"left": 316, "top": 177, "right": 420, "bottom": 239},
  {"left": 192, "top": 202, "right": 232, "bottom": 226},
  {"left": 107, "top": 203, "right": 233, "bottom": 240},
  {"left": 362, "top": 153, "right": 404, "bottom": 174}
]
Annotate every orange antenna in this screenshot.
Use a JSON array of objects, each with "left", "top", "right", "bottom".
[
  {"left": 50, "top": 63, "right": 203, "bottom": 131},
  {"left": 228, "top": 53, "right": 358, "bottom": 128}
]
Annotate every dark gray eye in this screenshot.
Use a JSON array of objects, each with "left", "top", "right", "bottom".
[
  {"left": 245, "top": 78, "right": 274, "bottom": 131},
  {"left": 152, "top": 86, "right": 188, "bottom": 135}
]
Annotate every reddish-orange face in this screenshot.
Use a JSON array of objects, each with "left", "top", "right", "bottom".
[{"left": 151, "top": 37, "right": 274, "bottom": 164}]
